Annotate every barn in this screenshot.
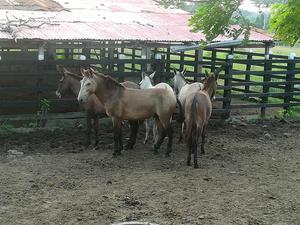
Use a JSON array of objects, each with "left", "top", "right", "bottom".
[{"left": 1, "top": 0, "right": 291, "bottom": 118}]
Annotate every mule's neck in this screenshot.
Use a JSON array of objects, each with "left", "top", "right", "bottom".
[
  {"left": 94, "top": 75, "right": 123, "bottom": 104},
  {"left": 68, "top": 76, "right": 81, "bottom": 96},
  {"left": 202, "top": 85, "right": 215, "bottom": 100},
  {"left": 140, "top": 76, "right": 154, "bottom": 89},
  {"left": 175, "top": 74, "right": 187, "bottom": 93}
]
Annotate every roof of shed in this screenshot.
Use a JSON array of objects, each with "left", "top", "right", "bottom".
[{"left": 0, "top": 0, "right": 273, "bottom": 43}]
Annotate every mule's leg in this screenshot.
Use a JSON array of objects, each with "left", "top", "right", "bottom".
[
  {"left": 153, "top": 118, "right": 166, "bottom": 154},
  {"left": 152, "top": 118, "right": 159, "bottom": 144},
  {"left": 125, "top": 120, "right": 139, "bottom": 150},
  {"left": 201, "top": 125, "right": 206, "bottom": 155},
  {"left": 193, "top": 142, "right": 199, "bottom": 168},
  {"left": 144, "top": 119, "right": 150, "bottom": 144},
  {"left": 112, "top": 118, "right": 122, "bottom": 157},
  {"left": 178, "top": 122, "right": 184, "bottom": 143},
  {"left": 86, "top": 113, "right": 92, "bottom": 147},
  {"left": 118, "top": 124, "right": 123, "bottom": 154},
  {"left": 93, "top": 114, "right": 99, "bottom": 147},
  {"left": 187, "top": 146, "right": 192, "bottom": 166},
  {"left": 165, "top": 124, "right": 174, "bottom": 157}
]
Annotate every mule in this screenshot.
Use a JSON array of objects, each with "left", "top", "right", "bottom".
[
  {"left": 173, "top": 69, "right": 204, "bottom": 142},
  {"left": 184, "top": 70, "right": 218, "bottom": 168},
  {"left": 78, "top": 68, "right": 177, "bottom": 157},
  {"left": 139, "top": 71, "right": 175, "bottom": 144},
  {"left": 56, "top": 65, "right": 140, "bottom": 149}
]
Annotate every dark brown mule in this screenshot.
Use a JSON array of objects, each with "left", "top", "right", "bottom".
[
  {"left": 56, "top": 65, "right": 140, "bottom": 148},
  {"left": 78, "top": 68, "right": 177, "bottom": 157},
  {"left": 184, "top": 70, "right": 218, "bottom": 168}
]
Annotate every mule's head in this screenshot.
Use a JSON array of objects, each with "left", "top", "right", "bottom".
[
  {"left": 56, "top": 66, "right": 81, "bottom": 98},
  {"left": 77, "top": 67, "right": 97, "bottom": 104},
  {"left": 172, "top": 68, "right": 186, "bottom": 95},
  {"left": 203, "top": 70, "right": 219, "bottom": 101},
  {"left": 139, "top": 71, "right": 155, "bottom": 89}
]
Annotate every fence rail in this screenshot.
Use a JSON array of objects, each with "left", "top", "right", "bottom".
[{"left": 0, "top": 48, "right": 299, "bottom": 118}]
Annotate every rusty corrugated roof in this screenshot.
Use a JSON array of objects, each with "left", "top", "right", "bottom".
[{"left": 0, "top": 0, "right": 273, "bottom": 43}]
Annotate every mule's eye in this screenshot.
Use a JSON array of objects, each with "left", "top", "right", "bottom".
[{"left": 86, "top": 83, "right": 91, "bottom": 86}]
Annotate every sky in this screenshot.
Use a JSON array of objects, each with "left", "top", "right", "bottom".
[{"left": 240, "top": 0, "right": 261, "bottom": 12}]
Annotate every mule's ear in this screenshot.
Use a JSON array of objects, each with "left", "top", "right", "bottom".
[
  {"left": 173, "top": 68, "right": 177, "bottom": 75},
  {"left": 80, "top": 67, "right": 88, "bottom": 77},
  {"left": 149, "top": 71, "right": 156, "bottom": 79},
  {"left": 205, "top": 70, "right": 209, "bottom": 79},
  {"left": 141, "top": 71, "right": 145, "bottom": 79},
  {"left": 56, "top": 65, "right": 62, "bottom": 73},
  {"left": 89, "top": 67, "right": 97, "bottom": 74},
  {"left": 214, "top": 70, "right": 219, "bottom": 80},
  {"left": 59, "top": 74, "right": 65, "bottom": 82},
  {"left": 182, "top": 68, "right": 187, "bottom": 75}
]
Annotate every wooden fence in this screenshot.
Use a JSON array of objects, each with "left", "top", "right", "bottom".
[{"left": 0, "top": 48, "right": 299, "bottom": 118}]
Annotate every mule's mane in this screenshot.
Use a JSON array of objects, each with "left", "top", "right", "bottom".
[{"left": 94, "top": 72, "right": 125, "bottom": 89}]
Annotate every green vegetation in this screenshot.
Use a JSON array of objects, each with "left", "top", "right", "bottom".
[
  {"left": 28, "top": 98, "right": 51, "bottom": 128},
  {"left": 0, "top": 121, "right": 15, "bottom": 136}
]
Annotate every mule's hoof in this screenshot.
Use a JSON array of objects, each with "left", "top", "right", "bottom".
[
  {"left": 125, "top": 143, "right": 134, "bottom": 150},
  {"left": 112, "top": 153, "right": 118, "bottom": 158},
  {"left": 187, "top": 161, "right": 191, "bottom": 166},
  {"left": 117, "top": 151, "right": 122, "bottom": 156},
  {"left": 165, "top": 153, "right": 171, "bottom": 157},
  {"left": 201, "top": 151, "right": 205, "bottom": 155},
  {"left": 153, "top": 149, "right": 159, "bottom": 155},
  {"left": 194, "top": 164, "right": 199, "bottom": 169}
]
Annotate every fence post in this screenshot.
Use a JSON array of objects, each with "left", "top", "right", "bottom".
[
  {"left": 260, "top": 54, "right": 272, "bottom": 117},
  {"left": 179, "top": 51, "right": 185, "bottom": 71},
  {"left": 284, "top": 53, "right": 296, "bottom": 110},
  {"left": 210, "top": 49, "right": 217, "bottom": 72},
  {"left": 222, "top": 54, "right": 233, "bottom": 119},
  {"left": 245, "top": 49, "right": 253, "bottom": 93},
  {"left": 194, "top": 48, "right": 203, "bottom": 82},
  {"left": 118, "top": 54, "right": 125, "bottom": 82}
]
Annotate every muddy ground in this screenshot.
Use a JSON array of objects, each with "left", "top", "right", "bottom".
[{"left": 0, "top": 119, "right": 299, "bottom": 225}]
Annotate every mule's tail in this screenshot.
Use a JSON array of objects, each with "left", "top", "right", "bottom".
[
  {"left": 176, "top": 97, "right": 184, "bottom": 123},
  {"left": 185, "top": 96, "right": 201, "bottom": 150}
]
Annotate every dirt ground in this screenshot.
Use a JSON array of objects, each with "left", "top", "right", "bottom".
[{"left": 0, "top": 119, "right": 299, "bottom": 225}]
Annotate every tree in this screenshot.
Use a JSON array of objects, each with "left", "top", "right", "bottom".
[
  {"left": 189, "top": 0, "right": 247, "bottom": 42},
  {"left": 156, "top": 0, "right": 300, "bottom": 45},
  {"left": 269, "top": 0, "right": 300, "bottom": 46}
]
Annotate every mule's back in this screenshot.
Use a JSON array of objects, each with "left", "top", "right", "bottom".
[{"left": 179, "top": 82, "right": 203, "bottom": 106}]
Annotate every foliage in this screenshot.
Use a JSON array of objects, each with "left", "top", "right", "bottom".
[
  {"left": 275, "top": 107, "right": 300, "bottom": 119},
  {"left": 29, "top": 98, "right": 51, "bottom": 128},
  {"left": 269, "top": 0, "right": 300, "bottom": 46},
  {"left": 189, "top": 0, "right": 251, "bottom": 43},
  {"left": 0, "top": 121, "right": 15, "bottom": 136}
]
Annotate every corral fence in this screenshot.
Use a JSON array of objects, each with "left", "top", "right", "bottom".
[{"left": 0, "top": 47, "right": 300, "bottom": 118}]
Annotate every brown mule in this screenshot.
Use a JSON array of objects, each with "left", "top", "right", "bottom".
[
  {"left": 184, "top": 70, "right": 219, "bottom": 168},
  {"left": 56, "top": 65, "right": 141, "bottom": 149},
  {"left": 78, "top": 68, "right": 177, "bottom": 157}
]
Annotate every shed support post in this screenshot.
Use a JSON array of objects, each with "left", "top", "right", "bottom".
[
  {"left": 166, "top": 47, "right": 171, "bottom": 79},
  {"left": 142, "top": 47, "right": 151, "bottom": 72}
]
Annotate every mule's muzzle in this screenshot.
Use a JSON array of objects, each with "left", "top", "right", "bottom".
[{"left": 55, "top": 91, "right": 62, "bottom": 99}]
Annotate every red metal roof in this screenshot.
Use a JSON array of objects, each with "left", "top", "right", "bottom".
[{"left": 0, "top": 0, "right": 273, "bottom": 43}]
